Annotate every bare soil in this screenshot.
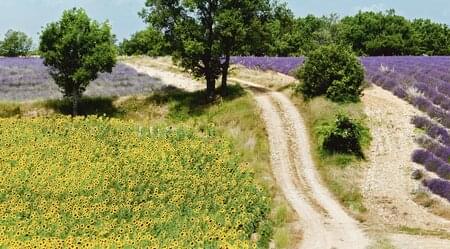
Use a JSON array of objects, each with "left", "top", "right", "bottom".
[{"left": 361, "top": 86, "right": 450, "bottom": 232}]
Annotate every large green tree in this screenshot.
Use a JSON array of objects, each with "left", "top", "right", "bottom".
[
  {"left": 410, "top": 19, "right": 450, "bottom": 55},
  {"left": 0, "top": 30, "right": 33, "bottom": 57},
  {"left": 39, "top": 8, "right": 117, "bottom": 115},
  {"left": 140, "top": 0, "right": 271, "bottom": 100},
  {"left": 339, "top": 10, "right": 413, "bottom": 56}
]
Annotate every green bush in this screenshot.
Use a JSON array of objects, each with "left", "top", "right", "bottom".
[
  {"left": 296, "top": 44, "right": 364, "bottom": 103},
  {"left": 316, "top": 114, "right": 370, "bottom": 158}
]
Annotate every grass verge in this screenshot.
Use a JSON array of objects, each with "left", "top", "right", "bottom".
[{"left": 288, "top": 91, "right": 370, "bottom": 220}]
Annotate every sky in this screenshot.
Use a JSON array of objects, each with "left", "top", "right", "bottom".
[{"left": 1, "top": 0, "right": 450, "bottom": 46}]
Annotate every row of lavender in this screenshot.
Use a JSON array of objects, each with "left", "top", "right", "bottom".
[
  {"left": 0, "top": 58, "right": 164, "bottom": 101},
  {"left": 231, "top": 56, "right": 450, "bottom": 202},
  {"left": 364, "top": 57, "right": 450, "bottom": 202}
]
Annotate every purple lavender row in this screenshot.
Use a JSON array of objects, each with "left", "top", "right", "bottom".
[
  {"left": 423, "top": 178, "right": 450, "bottom": 202},
  {"left": 412, "top": 149, "right": 450, "bottom": 179},
  {"left": 230, "top": 56, "right": 304, "bottom": 75},
  {"left": 411, "top": 116, "right": 450, "bottom": 146},
  {"left": 0, "top": 58, "right": 165, "bottom": 101},
  {"left": 416, "top": 136, "right": 450, "bottom": 163},
  {"left": 411, "top": 96, "right": 450, "bottom": 129},
  {"left": 369, "top": 72, "right": 450, "bottom": 129},
  {"left": 413, "top": 82, "right": 450, "bottom": 111}
]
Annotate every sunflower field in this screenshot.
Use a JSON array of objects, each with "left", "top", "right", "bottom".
[{"left": 0, "top": 116, "right": 270, "bottom": 248}]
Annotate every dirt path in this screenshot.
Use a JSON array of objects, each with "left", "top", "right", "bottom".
[
  {"left": 125, "top": 61, "right": 450, "bottom": 248},
  {"left": 124, "top": 63, "right": 370, "bottom": 248},
  {"left": 256, "top": 91, "right": 369, "bottom": 249},
  {"left": 124, "top": 62, "right": 204, "bottom": 92},
  {"left": 362, "top": 86, "right": 450, "bottom": 231}
]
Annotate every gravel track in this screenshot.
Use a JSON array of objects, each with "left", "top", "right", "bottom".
[{"left": 255, "top": 91, "right": 369, "bottom": 249}]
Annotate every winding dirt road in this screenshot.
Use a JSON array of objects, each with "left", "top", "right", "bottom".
[
  {"left": 128, "top": 61, "right": 450, "bottom": 248},
  {"left": 255, "top": 91, "right": 369, "bottom": 249},
  {"left": 124, "top": 62, "right": 371, "bottom": 248}
]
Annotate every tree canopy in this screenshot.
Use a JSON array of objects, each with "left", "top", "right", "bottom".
[
  {"left": 119, "top": 26, "right": 169, "bottom": 56},
  {"left": 259, "top": 9, "right": 450, "bottom": 56},
  {"left": 140, "top": 0, "right": 272, "bottom": 101},
  {"left": 39, "top": 8, "right": 117, "bottom": 115},
  {"left": 0, "top": 30, "right": 33, "bottom": 57}
]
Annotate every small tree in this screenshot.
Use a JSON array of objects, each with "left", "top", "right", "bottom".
[
  {"left": 119, "top": 26, "right": 169, "bottom": 56},
  {"left": 39, "top": 8, "right": 117, "bottom": 115},
  {"left": 0, "top": 30, "right": 33, "bottom": 57},
  {"left": 296, "top": 44, "right": 364, "bottom": 103},
  {"left": 140, "top": 0, "right": 271, "bottom": 101}
]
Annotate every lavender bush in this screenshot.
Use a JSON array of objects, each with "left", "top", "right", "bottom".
[
  {"left": 412, "top": 149, "right": 450, "bottom": 179},
  {"left": 416, "top": 136, "right": 450, "bottom": 163},
  {"left": 230, "top": 56, "right": 304, "bottom": 75},
  {"left": 0, "top": 57, "right": 164, "bottom": 101},
  {"left": 423, "top": 178, "right": 450, "bottom": 201},
  {"left": 411, "top": 116, "right": 450, "bottom": 146}
]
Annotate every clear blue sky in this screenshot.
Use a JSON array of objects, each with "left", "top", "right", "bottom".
[{"left": 1, "top": 0, "right": 450, "bottom": 46}]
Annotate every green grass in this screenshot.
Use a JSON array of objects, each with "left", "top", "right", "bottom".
[
  {"left": 368, "top": 239, "right": 397, "bottom": 249},
  {"left": 398, "top": 226, "right": 450, "bottom": 240},
  {"left": 289, "top": 91, "right": 370, "bottom": 219}
]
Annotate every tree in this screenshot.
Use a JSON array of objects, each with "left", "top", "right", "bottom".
[
  {"left": 296, "top": 44, "right": 364, "bottom": 103},
  {"left": 140, "top": 0, "right": 271, "bottom": 101},
  {"left": 39, "top": 8, "right": 117, "bottom": 115},
  {"left": 339, "top": 10, "right": 413, "bottom": 56},
  {"left": 0, "top": 30, "right": 33, "bottom": 57},
  {"left": 410, "top": 19, "right": 450, "bottom": 55},
  {"left": 265, "top": 2, "right": 296, "bottom": 56},
  {"left": 119, "top": 26, "right": 169, "bottom": 56}
]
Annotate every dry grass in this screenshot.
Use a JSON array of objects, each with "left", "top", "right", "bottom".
[{"left": 413, "top": 191, "right": 450, "bottom": 220}]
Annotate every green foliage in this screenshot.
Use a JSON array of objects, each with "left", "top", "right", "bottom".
[
  {"left": 296, "top": 44, "right": 364, "bottom": 103},
  {"left": 119, "top": 26, "right": 168, "bottom": 56},
  {"left": 339, "top": 10, "right": 413, "bottom": 56},
  {"left": 316, "top": 114, "right": 370, "bottom": 158},
  {"left": 140, "top": 0, "right": 271, "bottom": 100},
  {"left": 39, "top": 8, "right": 117, "bottom": 115},
  {"left": 260, "top": 8, "right": 450, "bottom": 56},
  {"left": 0, "top": 30, "right": 32, "bottom": 57},
  {"left": 410, "top": 18, "right": 450, "bottom": 55},
  {"left": 338, "top": 9, "right": 450, "bottom": 56}
]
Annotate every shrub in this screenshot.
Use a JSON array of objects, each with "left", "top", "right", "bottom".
[
  {"left": 316, "top": 114, "right": 370, "bottom": 157},
  {"left": 296, "top": 44, "right": 364, "bottom": 103}
]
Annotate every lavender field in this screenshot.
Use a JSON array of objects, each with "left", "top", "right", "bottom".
[
  {"left": 232, "top": 56, "right": 450, "bottom": 202},
  {"left": 0, "top": 58, "right": 165, "bottom": 101}
]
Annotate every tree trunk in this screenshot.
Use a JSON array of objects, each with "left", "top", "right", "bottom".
[
  {"left": 221, "top": 54, "right": 230, "bottom": 97},
  {"left": 206, "top": 73, "right": 215, "bottom": 103},
  {"left": 72, "top": 89, "right": 79, "bottom": 116}
]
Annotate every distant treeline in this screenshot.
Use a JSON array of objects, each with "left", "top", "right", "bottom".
[{"left": 120, "top": 7, "right": 450, "bottom": 57}]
